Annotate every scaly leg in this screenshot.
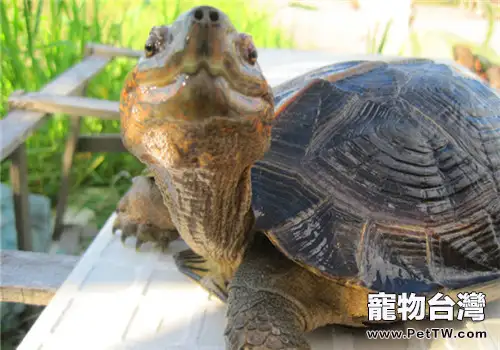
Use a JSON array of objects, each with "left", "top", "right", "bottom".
[
  {"left": 225, "top": 288, "right": 310, "bottom": 350},
  {"left": 224, "top": 234, "right": 310, "bottom": 350},
  {"left": 224, "top": 234, "right": 373, "bottom": 350}
]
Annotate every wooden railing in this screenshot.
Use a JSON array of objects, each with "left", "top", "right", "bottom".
[
  {"left": 0, "top": 43, "right": 143, "bottom": 304},
  {"left": 2, "top": 44, "right": 142, "bottom": 248}
]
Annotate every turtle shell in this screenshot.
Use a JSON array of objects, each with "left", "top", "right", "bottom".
[{"left": 251, "top": 59, "right": 500, "bottom": 294}]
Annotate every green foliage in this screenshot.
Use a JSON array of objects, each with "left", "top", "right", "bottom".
[
  {"left": 482, "top": 1, "right": 495, "bottom": 48},
  {"left": 288, "top": 1, "right": 318, "bottom": 11},
  {"left": 1, "top": 0, "right": 293, "bottom": 226},
  {"left": 366, "top": 20, "right": 393, "bottom": 54}
]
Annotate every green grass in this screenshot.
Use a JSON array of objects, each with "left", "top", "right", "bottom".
[
  {"left": 0, "top": 0, "right": 293, "bottom": 227},
  {"left": 366, "top": 20, "right": 393, "bottom": 54},
  {"left": 288, "top": 1, "right": 318, "bottom": 11}
]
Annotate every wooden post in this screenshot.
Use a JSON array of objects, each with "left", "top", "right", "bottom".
[
  {"left": 52, "top": 47, "right": 93, "bottom": 241},
  {"left": 52, "top": 115, "right": 82, "bottom": 240},
  {"left": 9, "top": 144, "right": 33, "bottom": 251}
]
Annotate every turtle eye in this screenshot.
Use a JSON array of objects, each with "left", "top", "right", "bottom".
[
  {"left": 238, "top": 33, "right": 258, "bottom": 65},
  {"left": 144, "top": 26, "right": 170, "bottom": 58},
  {"left": 144, "top": 42, "right": 156, "bottom": 58},
  {"left": 248, "top": 48, "right": 258, "bottom": 65}
]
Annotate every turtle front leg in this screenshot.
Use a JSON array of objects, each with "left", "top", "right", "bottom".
[
  {"left": 224, "top": 236, "right": 310, "bottom": 350},
  {"left": 113, "top": 175, "right": 179, "bottom": 251},
  {"left": 225, "top": 288, "right": 310, "bottom": 350},
  {"left": 225, "top": 234, "right": 371, "bottom": 350}
]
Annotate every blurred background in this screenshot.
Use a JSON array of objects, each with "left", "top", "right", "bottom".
[{"left": 0, "top": 0, "right": 499, "bottom": 347}]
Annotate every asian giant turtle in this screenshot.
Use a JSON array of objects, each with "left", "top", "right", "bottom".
[{"left": 115, "top": 6, "right": 500, "bottom": 350}]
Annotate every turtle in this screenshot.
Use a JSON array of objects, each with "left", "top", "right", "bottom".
[{"left": 115, "top": 5, "right": 500, "bottom": 350}]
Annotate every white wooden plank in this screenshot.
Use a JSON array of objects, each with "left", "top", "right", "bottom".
[
  {"left": 85, "top": 43, "right": 142, "bottom": 58},
  {"left": 8, "top": 92, "right": 120, "bottom": 120},
  {"left": 0, "top": 250, "right": 79, "bottom": 305}
]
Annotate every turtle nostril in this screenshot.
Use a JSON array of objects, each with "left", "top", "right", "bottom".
[
  {"left": 209, "top": 10, "right": 219, "bottom": 22},
  {"left": 192, "top": 7, "right": 220, "bottom": 24},
  {"left": 194, "top": 9, "right": 203, "bottom": 21}
]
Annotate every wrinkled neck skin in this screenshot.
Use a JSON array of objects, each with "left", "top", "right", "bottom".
[
  {"left": 141, "top": 116, "right": 270, "bottom": 276},
  {"left": 153, "top": 164, "right": 254, "bottom": 270}
]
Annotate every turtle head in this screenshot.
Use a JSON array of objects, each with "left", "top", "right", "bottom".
[{"left": 120, "top": 6, "right": 274, "bottom": 170}]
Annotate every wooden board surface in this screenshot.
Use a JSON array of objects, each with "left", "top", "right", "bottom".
[{"left": 0, "top": 250, "right": 79, "bottom": 305}]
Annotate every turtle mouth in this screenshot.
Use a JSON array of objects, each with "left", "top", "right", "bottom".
[
  {"left": 135, "top": 49, "right": 272, "bottom": 116},
  {"left": 135, "top": 64, "right": 272, "bottom": 121}
]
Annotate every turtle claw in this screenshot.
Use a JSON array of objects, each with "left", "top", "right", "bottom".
[
  {"left": 114, "top": 215, "right": 177, "bottom": 251},
  {"left": 174, "top": 249, "right": 228, "bottom": 302},
  {"left": 135, "top": 237, "right": 145, "bottom": 251},
  {"left": 202, "top": 276, "right": 229, "bottom": 302},
  {"left": 117, "top": 222, "right": 138, "bottom": 244},
  {"left": 112, "top": 216, "right": 121, "bottom": 234},
  {"left": 112, "top": 175, "right": 179, "bottom": 251}
]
